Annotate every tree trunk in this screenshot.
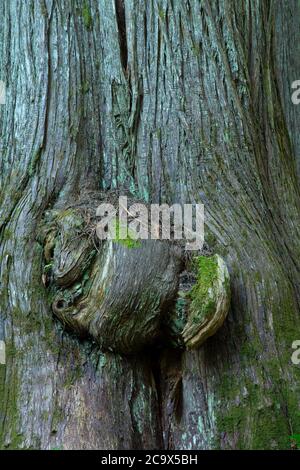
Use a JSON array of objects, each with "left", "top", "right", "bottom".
[{"left": 1, "top": 0, "right": 300, "bottom": 450}]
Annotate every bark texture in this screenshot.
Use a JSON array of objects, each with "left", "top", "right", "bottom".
[{"left": 0, "top": 0, "right": 300, "bottom": 450}]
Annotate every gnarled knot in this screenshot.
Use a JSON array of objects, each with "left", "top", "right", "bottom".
[
  {"left": 39, "top": 193, "right": 231, "bottom": 354},
  {"left": 39, "top": 197, "right": 182, "bottom": 354}
]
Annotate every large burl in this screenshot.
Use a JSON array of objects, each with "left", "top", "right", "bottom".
[
  {"left": 40, "top": 194, "right": 182, "bottom": 354},
  {"left": 39, "top": 192, "right": 231, "bottom": 354}
]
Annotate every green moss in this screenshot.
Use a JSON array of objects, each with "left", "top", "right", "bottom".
[
  {"left": 28, "top": 148, "right": 42, "bottom": 176},
  {"left": 82, "top": 3, "right": 93, "bottom": 30},
  {"left": 63, "top": 365, "right": 83, "bottom": 389},
  {"left": 272, "top": 292, "right": 299, "bottom": 361},
  {"left": 214, "top": 304, "right": 300, "bottom": 451},
  {"left": 188, "top": 255, "right": 218, "bottom": 322},
  {"left": 0, "top": 343, "right": 23, "bottom": 449},
  {"left": 2, "top": 228, "right": 12, "bottom": 241},
  {"left": 252, "top": 413, "right": 289, "bottom": 449},
  {"left": 41, "top": 411, "right": 50, "bottom": 421},
  {"left": 43, "top": 263, "right": 53, "bottom": 273},
  {"left": 81, "top": 80, "right": 90, "bottom": 94},
  {"left": 215, "top": 370, "right": 296, "bottom": 449},
  {"left": 191, "top": 42, "right": 200, "bottom": 56},
  {"left": 112, "top": 220, "right": 141, "bottom": 249},
  {"left": 290, "top": 434, "right": 300, "bottom": 449},
  {"left": 51, "top": 407, "right": 64, "bottom": 434},
  {"left": 157, "top": 7, "right": 165, "bottom": 21}
]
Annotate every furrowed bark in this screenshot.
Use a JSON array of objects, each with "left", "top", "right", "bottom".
[
  {"left": 0, "top": 0, "right": 162, "bottom": 449},
  {"left": 0, "top": 0, "right": 300, "bottom": 450}
]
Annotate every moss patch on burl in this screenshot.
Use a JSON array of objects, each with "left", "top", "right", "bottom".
[
  {"left": 112, "top": 220, "right": 141, "bottom": 249},
  {"left": 182, "top": 254, "right": 230, "bottom": 349},
  {"left": 166, "top": 254, "right": 230, "bottom": 350},
  {"left": 188, "top": 255, "right": 219, "bottom": 324}
]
